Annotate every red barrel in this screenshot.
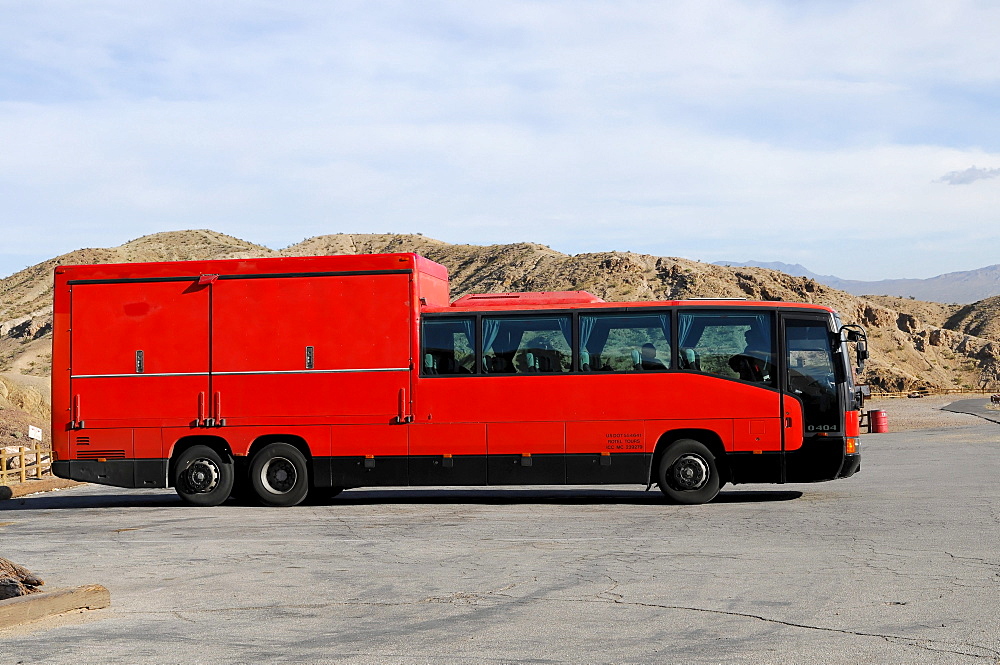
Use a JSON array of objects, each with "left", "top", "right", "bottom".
[{"left": 868, "top": 409, "right": 888, "bottom": 433}]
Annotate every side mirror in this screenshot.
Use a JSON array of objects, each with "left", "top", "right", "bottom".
[
  {"left": 839, "top": 324, "right": 868, "bottom": 374},
  {"left": 855, "top": 383, "right": 871, "bottom": 409},
  {"left": 856, "top": 340, "right": 869, "bottom": 373}
]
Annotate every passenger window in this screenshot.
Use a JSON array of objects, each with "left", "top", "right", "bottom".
[
  {"left": 677, "top": 310, "right": 776, "bottom": 387},
  {"left": 482, "top": 315, "right": 571, "bottom": 374},
  {"left": 422, "top": 318, "right": 475, "bottom": 375},
  {"left": 579, "top": 313, "right": 671, "bottom": 372}
]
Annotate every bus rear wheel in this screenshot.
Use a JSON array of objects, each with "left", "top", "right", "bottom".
[
  {"left": 657, "top": 439, "right": 721, "bottom": 505},
  {"left": 174, "top": 445, "right": 234, "bottom": 507},
  {"left": 250, "top": 443, "right": 309, "bottom": 507}
]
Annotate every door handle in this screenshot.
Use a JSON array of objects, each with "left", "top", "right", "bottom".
[
  {"left": 396, "top": 388, "right": 413, "bottom": 424},
  {"left": 212, "top": 391, "right": 225, "bottom": 427}
]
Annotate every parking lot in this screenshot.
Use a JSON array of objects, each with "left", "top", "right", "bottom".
[{"left": 2, "top": 421, "right": 999, "bottom": 665}]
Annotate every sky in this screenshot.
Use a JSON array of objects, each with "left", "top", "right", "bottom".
[{"left": 1, "top": 1, "right": 998, "bottom": 281}]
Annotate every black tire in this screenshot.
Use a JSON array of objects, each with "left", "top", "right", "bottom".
[
  {"left": 249, "top": 443, "right": 309, "bottom": 507},
  {"left": 174, "top": 445, "right": 234, "bottom": 507},
  {"left": 656, "top": 439, "right": 721, "bottom": 505}
]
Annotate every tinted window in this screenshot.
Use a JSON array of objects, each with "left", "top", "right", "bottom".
[
  {"left": 579, "top": 313, "right": 671, "bottom": 372},
  {"left": 677, "top": 310, "right": 776, "bottom": 387},
  {"left": 422, "top": 318, "right": 475, "bottom": 375},
  {"left": 483, "top": 315, "right": 572, "bottom": 374}
]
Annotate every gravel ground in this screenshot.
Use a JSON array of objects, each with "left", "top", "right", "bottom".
[{"left": 866, "top": 395, "right": 988, "bottom": 432}]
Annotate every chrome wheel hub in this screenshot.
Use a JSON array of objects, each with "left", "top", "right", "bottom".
[
  {"left": 184, "top": 459, "right": 220, "bottom": 494},
  {"left": 260, "top": 457, "right": 297, "bottom": 494},
  {"left": 670, "top": 453, "right": 710, "bottom": 491}
]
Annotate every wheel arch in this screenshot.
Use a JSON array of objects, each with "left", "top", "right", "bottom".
[
  {"left": 648, "top": 428, "right": 730, "bottom": 486},
  {"left": 247, "top": 434, "right": 312, "bottom": 462}
]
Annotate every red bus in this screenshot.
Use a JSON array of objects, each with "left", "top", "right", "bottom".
[{"left": 51, "top": 252, "right": 867, "bottom": 506}]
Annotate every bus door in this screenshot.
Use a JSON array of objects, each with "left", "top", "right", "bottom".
[{"left": 781, "top": 313, "right": 843, "bottom": 480}]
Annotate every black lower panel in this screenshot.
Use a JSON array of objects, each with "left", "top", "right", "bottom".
[
  {"left": 53, "top": 459, "right": 168, "bottom": 488},
  {"left": 326, "top": 456, "right": 410, "bottom": 487},
  {"left": 565, "top": 453, "right": 650, "bottom": 484},
  {"left": 785, "top": 438, "right": 849, "bottom": 483},
  {"left": 729, "top": 438, "right": 857, "bottom": 484},
  {"left": 316, "top": 454, "right": 651, "bottom": 488},
  {"left": 728, "top": 453, "right": 782, "bottom": 484},
  {"left": 409, "top": 455, "right": 488, "bottom": 486},
  {"left": 309, "top": 457, "right": 333, "bottom": 488},
  {"left": 487, "top": 454, "right": 565, "bottom": 485}
]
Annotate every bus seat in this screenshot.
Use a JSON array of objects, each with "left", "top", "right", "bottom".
[
  {"left": 678, "top": 347, "right": 701, "bottom": 370},
  {"left": 631, "top": 349, "right": 642, "bottom": 370},
  {"left": 488, "top": 356, "right": 513, "bottom": 374},
  {"left": 424, "top": 353, "right": 438, "bottom": 374},
  {"left": 580, "top": 351, "right": 591, "bottom": 372},
  {"left": 525, "top": 352, "right": 538, "bottom": 372},
  {"left": 537, "top": 353, "right": 554, "bottom": 372}
]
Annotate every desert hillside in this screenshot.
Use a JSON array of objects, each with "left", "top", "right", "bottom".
[{"left": 1, "top": 229, "right": 998, "bottom": 447}]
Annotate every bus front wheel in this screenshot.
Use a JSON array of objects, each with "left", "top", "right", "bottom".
[
  {"left": 250, "top": 443, "right": 309, "bottom": 507},
  {"left": 657, "top": 439, "right": 721, "bottom": 505},
  {"left": 174, "top": 445, "right": 234, "bottom": 507}
]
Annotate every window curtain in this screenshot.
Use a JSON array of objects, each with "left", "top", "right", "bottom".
[
  {"left": 461, "top": 318, "right": 475, "bottom": 348},
  {"left": 580, "top": 316, "right": 596, "bottom": 351},
  {"left": 678, "top": 313, "right": 695, "bottom": 347},
  {"left": 482, "top": 318, "right": 500, "bottom": 353},
  {"left": 557, "top": 317, "right": 572, "bottom": 347}
]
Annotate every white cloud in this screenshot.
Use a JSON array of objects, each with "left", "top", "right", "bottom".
[
  {"left": 936, "top": 166, "right": 1000, "bottom": 185},
  {"left": 1, "top": 1, "right": 1000, "bottom": 281}
]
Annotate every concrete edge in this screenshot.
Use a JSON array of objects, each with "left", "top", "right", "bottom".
[
  {"left": 0, "top": 585, "right": 110, "bottom": 630},
  {"left": 0, "top": 478, "right": 84, "bottom": 500}
]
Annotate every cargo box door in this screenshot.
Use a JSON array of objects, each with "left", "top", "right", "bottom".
[
  {"left": 210, "top": 272, "right": 413, "bottom": 423},
  {"left": 69, "top": 279, "right": 210, "bottom": 427}
]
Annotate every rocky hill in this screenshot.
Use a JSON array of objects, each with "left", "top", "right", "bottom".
[{"left": 1, "top": 230, "right": 999, "bottom": 438}]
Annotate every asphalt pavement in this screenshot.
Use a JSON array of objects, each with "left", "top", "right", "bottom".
[
  {"left": 943, "top": 397, "right": 1000, "bottom": 425},
  {"left": 1, "top": 420, "right": 998, "bottom": 664}
]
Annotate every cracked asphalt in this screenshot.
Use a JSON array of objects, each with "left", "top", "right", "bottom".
[{"left": 1, "top": 420, "right": 998, "bottom": 664}]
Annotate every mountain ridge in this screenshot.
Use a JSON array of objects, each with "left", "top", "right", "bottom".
[
  {"left": 1, "top": 231, "right": 998, "bottom": 406},
  {"left": 717, "top": 260, "right": 1000, "bottom": 304}
]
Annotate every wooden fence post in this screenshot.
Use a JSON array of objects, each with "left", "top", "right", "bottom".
[{"left": 0, "top": 444, "right": 52, "bottom": 486}]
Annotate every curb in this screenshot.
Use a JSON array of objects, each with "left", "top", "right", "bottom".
[
  {"left": 0, "top": 479, "right": 84, "bottom": 500},
  {"left": 0, "top": 585, "right": 110, "bottom": 629}
]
